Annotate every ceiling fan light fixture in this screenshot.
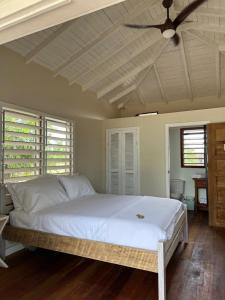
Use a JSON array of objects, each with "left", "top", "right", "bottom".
[{"left": 162, "top": 29, "right": 176, "bottom": 39}]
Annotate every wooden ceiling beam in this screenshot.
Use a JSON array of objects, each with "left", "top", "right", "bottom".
[
  {"left": 108, "top": 85, "right": 136, "bottom": 104},
  {"left": 174, "top": 6, "right": 225, "bottom": 18},
  {"left": 135, "top": 90, "right": 145, "bottom": 105},
  {"left": 216, "top": 51, "right": 221, "bottom": 98},
  {"left": 188, "top": 24, "right": 225, "bottom": 34},
  {"left": 179, "top": 32, "right": 193, "bottom": 101},
  {"left": 69, "top": 30, "right": 148, "bottom": 85},
  {"left": 97, "top": 39, "right": 169, "bottom": 99},
  {"left": 153, "top": 64, "right": 168, "bottom": 104},
  {"left": 53, "top": 0, "right": 160, "bottom": 77},
  {"left": 185, "top": 29, "right": 217, "bottom": 50},
  {"left": 81, "top": 32, "right": 162, "bottom": 91},
  {"left": 25, "top": 21, "right": 73, "bottom": 64},
  {"left": 118, "top": 98, "right": 130, "bottom": 109}
]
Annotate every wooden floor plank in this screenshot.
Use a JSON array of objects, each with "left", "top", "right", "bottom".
[{"left": 0, "top": 212, "right": 224, "bottom": 300}]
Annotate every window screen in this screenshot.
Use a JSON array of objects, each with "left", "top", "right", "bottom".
[
  {"left": 45, "top": 117, "right": 73, "bottom": 175},
  {"left": 3, "top": 109, "right": 42, "bottom": 183},
  {"left": 180, "top": 127, "right": 206, "bottom": 168},
  {"left": 2, "top": 108, "right": 73, "bottom": 183}
]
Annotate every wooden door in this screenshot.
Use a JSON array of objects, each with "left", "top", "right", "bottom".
[{"left": 208, "top": 123, "right": 225, "bottom": 227}]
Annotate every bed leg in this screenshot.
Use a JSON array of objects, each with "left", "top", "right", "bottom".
[
  {"left": 183, "top": 205, "right": 189, "bottom": 244},
  {"left": 158, "top": 241, "right": 166, "bottom": 300}
]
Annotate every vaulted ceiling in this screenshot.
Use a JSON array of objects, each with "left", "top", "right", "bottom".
[{"left": 4, "top": 0, "right": 225, "bottom": 115}]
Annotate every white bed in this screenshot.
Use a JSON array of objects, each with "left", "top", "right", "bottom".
[
  {"left": 3, "top": 175, "right": 188, "bottom": 300},
  {"left": 10, "top": 193, "right": 184, "bottom": 251}
]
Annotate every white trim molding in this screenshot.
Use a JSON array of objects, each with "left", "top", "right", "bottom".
[
  {"left": 165, "top": 121, "right": 210, "bottom": 198},
  {"left": 0, "top": 0, "right": 71, "bottom": 32}
]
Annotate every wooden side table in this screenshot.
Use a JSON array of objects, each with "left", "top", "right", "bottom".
[
  {"left": 0, "top": 215, "right": 9, "bottom": 268},
  {"left": 193, "top": 178, "right": 208, "bottom": 211}
]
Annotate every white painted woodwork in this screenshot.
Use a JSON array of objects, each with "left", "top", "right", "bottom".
[
  {"left": 54, "top": 0, "right": 160, "bottom": 77},
  {"left": 106, "top": 128, "right": 139, "bottom": 195},
  {"left": 174, "top": 6, "right": 225, "bottom": 18},
  {"left": 179, "top": 32, "right": 193, "bottom": 101},
  {"left": 0, "top": 0, "right": 126, "bottom": 45},
  {"left": 0, "top": 215, "right": 9, "bottom": 268},
  {"left": 109, "top": 85, "right": 136, "bottom": 104},
  {"left": 186, "top": 30, "right": 218, "bottom": 50},
  {"left": 153, "top": 64, "right": 168, "bottom": 104},
  {"left": 158, "top": 241, "right": 166, "bottom": 300},
  {"left": 82, "top": 31, "right": 163, "bottom": 91},
  {"left": 216, "top": 51, "right": 221, "bottom": 98},
  {"left": 4, "top": 0, "right": 225, "bottom": 110},
  {"left": 97, "top": 40, "right": 168, "bottom": 99},
  {"left": 25, "top": 21, "right": 74, "bottom": 64},
  {"left": 0, "top": 0, "right": 70, "bottom": 32},
  {"left": 135, "top": 90, "right": 145, "bottom": 105}
]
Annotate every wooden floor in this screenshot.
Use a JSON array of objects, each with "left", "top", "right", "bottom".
[{"left": 0, "top": 212, "right": 224, "bottom": 300}]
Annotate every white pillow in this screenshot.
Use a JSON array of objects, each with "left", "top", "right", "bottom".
[
  {"left": 6, "top": 183, "right": 22, "bottom": 210},
  {"left": 7, "top": 176, "right": 69, "bottom": 213},
  {"left": 58, "top": 175, "right": 96, "bottom": 200}
]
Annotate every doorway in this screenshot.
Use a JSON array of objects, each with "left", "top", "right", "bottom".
[{"left": 165, "top": 122, "right": 209, "bottom": 211}]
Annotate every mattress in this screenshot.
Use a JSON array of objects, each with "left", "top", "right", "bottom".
[{"left": 10, "top": 194, "right": 184, "bottom": 251}]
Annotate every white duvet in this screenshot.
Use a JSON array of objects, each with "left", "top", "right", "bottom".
[{"left": 10, "top": 194, "right": 184, "bottom": 251}]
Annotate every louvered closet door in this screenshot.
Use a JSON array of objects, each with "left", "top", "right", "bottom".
[
  {"left": 123, "top": 131, "right": 138, "bottom": 195},
  {"left": 108, "top": 131, "right": 122, "bottom": 194},
  {"left": 107, "top": 128, "right": 139, "bottom": 195}
]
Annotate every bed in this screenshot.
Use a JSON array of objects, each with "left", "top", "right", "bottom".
[{"left": 1, "top": 175, "right": 188, "bottom": 300}]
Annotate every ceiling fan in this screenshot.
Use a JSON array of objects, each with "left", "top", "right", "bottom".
[{"left": 125, "top": 0, "right": 207, "bottom": 45}]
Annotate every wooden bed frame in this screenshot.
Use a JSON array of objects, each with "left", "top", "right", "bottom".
[{"left": 1, "top": 188, "right": 188, "bottom": 300}]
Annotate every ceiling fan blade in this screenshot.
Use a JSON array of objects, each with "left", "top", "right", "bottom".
[
  {"left": 171, "top": 33, "right": 180, "bottom": 46},
  {"left": 173, "top": 0, "right": 207, "bottom": 29},
  {"left": 124, "top": 24, "right": 163, "bottom": 30}
]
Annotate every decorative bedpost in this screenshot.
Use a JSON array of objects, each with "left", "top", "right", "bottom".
[
  {"left": 183, "top": 205, "right": 189, "bottom": 244},
  {"left": 158, "top": 241, "right": 166, "bottom": 300}
]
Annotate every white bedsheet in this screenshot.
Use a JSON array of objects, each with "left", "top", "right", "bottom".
[{"left": 10, "top": 194, "right": 184, "bottom": 251}]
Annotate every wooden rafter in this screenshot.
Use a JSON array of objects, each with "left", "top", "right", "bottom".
[
  {"left": 179, "top": 32, "right": 193, "bottom": 101},
  {"left": 117, "top": 88, "right": 145, "bottom": 110},
  {"left": 81, "top": 32, "right": 162, "bottom": 91},
  {"left": 135, "top": 90, "right": 145, "bottom": 105},
  {"left": 108, "top": 85, "right": 136, "bottom": 104},
  {"left": 69, "top": 30, "right": 148, "bottom": 85},
  {"left": 189, "top": 24, "right": 225, "bottom": 34},
  {"left": 216, "top": 51, "right": 221, "bottom": 98},
  {"left": 153, "top": 64, "right": 168, "bottom": 103},
  {"left": 97, "top": 39, "right": 169, "bottom": 99},
  {"left": 174, "top": 6, "right": 225, "bottom": 18},
  {"left": 25, "top": 21, "right": 73, "bottom": 64},
  {"left": 185, "top": 30, "right": 217, "bottom": 50},
  {"left": 53, "top": 0, "right": 160, "bottom": 77},
  {"left": 118, "top": 98, "right": 130, "bottom": 109}
]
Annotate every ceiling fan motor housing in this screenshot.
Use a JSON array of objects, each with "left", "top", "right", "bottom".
[
  {"left": 162, "top": 0, "right": 173, "bottom": 9},
  {"left": 162, "top": 18, "right": 176, "bottom": 39}
]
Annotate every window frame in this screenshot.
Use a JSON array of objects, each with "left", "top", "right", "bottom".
[
  {"left": 180, "top": 126, "right": 207, "bottom": 169},
  {"left": 0, "top": 102, "right": 74, "bottom": 183}
]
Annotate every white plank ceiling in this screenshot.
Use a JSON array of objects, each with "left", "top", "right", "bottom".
[{"left": 4, "top": 0, "right": 225, "bottom": 112}]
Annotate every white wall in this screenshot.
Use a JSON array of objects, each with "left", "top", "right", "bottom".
[
  {"left": 0, "top": 46, "right": 116, "bottom": 120},
  {"left": 102, "top": 107, "right": 225, "bottom": 197},
  {"left": 75, "top": 117, "right": 104, "bottom": 193},
  {"left": 169, "top": 127, "right": 206, "bottom": 198}
]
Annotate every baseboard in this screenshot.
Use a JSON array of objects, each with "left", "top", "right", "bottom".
[{"left": 6, "top": 243, "right": 24, "bottom": 256}]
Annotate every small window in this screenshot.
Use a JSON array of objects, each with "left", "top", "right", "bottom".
[
  {"left": 3, "top": 109, "right": 42, "bottom": 182},
  {"left": 45, "top": 117, "right": 73, "bottom": 175},
  {"left": 2, "top": 107, "right": 74, "bottom": 183},
  {"left": 180, "top": 127, "right": 206, "bottom": 168}
]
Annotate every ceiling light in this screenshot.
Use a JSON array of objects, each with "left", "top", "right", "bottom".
[
  {"left": 136, "top": 112, "right": 158, "bottom": 117},
  {"left": 162, "top": 29, "right": 176, "bottom": 39}
]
